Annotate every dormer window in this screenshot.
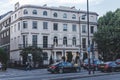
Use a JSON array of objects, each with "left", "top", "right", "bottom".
[
  {"left": 23, "top": 9, "right": 28, "bottom": 14},
  {"left": 33, "top": 10, "right": 37, "bottom": 15}
]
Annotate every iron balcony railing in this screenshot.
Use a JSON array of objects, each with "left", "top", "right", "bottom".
[{"left": 18, "top": 44, "right": 80, "bottom": 49}]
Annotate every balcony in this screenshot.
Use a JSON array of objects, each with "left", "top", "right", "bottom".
[
  {"left": 18, "top": 44, "right": 53, "bottom": 49},
  {"left": 18, "top": 44, "right": 80, "bottom": 49}
]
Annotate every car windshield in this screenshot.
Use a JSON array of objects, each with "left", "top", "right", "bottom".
[
  {"left": 59, "top": 62, "right": 72, "bottom": 67},
  {"left": 116, "top": 59, "right": 120, "bottom": 62},
  {"left": 84, "top": 59, "right": 104, "bottom": 64},
  {"left": 105, "top": 61, "right": 114, "bottom": 64}
]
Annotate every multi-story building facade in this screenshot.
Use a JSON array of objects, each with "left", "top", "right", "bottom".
[
  {"left": 0, "top": 11, "right": 12, "bottom": 59},
  {"left": 0, "top": 3, "right": 98, "bottom": 64}
]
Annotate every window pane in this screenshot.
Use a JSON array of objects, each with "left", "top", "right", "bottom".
[
  {"left": 23, "top": 35, "right": 28, "bottom": 47},
  {"left": 33, "top": 21, "right": 37, "bottom": 29},
  {"left": 72, "top": 24, "right": 76, "bottom": 31},
  {"left": 63, "top": 13, "right": 67, "bottom": 18},
  {"left": 43, "top": 22, "right": 48, "bottom": 29},
  {"left": 53, "top": 36, "right": 58, "bottom": 45},
  {"left": 72, "top": 14, "right": 76, "bottom": 19},
  {"left": 63, "top": 24, "right": 67, "bottom": 31},
  {"left": 53, "top": 12, "right": 57, "bottom": 17},
  {"left": 33, "top": 10, "right": 37, "bottom": 15},
  {"left": 63, "top": 37, "right": 67, "bottom": 45},
  {"left": 18, "top": 22, "right": 20, "bottom": 30},
  {"left": 53, "top": 23, "right": 58, "bottom": 31},
  {"left": 91, "top": 26, "right": 94, "bottom": 33},
  {"left": 23, "top": 21, "right": 27, "bottom": 29},
  {"left": 82, "top": 15, "right": 85, "bottom": 20},
  {"left": 24, "top": 9, "right": 28, "bottom": 14},
  {"left": 43, "top": 11, "right": 47, "bottom": 16},
  {"left": 82, "top": 25, "right": 86, "bottom": 33},
  {"left": 43, "top": 36, "right": 48, "bottom": 48},
  {"left": 82, "top": 38, "right": 86, "bottom": 48},
  {"left": 72, "top": 37, "right": 76, "bottom": 45},
  {"left": 32, "top": 35, "right": 37, "bottom": 47}
]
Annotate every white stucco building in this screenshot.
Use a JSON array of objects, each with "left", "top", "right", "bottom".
[{"left": 0, "top": 3, "right": 98, "bottom": 64}]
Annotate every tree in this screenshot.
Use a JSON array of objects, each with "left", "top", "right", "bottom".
[
  {"left": 94, "top": 8, "right": 120, "bottom": 61},
  {"left": 20, "top": 46, "right": 43, "bottom": 67},
  {"left": 94, "top": 26, "right": 120, "bottom": 61},
  {"left": 66, "top": 52, "right": 73, "bottom": 63},
  {"left": 0, "top": 48, "right": 8, "bottom": 70}
]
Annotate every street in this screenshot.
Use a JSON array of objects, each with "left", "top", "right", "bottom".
[
  {"left": 73, "top": 73, "right": 120, "bottom": 80},
  {"left": 0, "top": 68, "right": 120, "bottom": 80}
]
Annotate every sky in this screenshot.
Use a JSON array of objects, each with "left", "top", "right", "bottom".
[{"left": 0, "top": 0, "right": 120, "bottom": 17}]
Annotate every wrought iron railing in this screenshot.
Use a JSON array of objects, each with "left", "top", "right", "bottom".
[{"left": 18, "top": 44, "right": 80, "bottom": 49}]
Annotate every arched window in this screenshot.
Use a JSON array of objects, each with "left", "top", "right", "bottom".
[
  {"left": 72, "top": 14, "right": 76, "bottom": 19},
  {"left": 72, "top": 37, "right": 76, "bottom": 45},
  {"left": 63, "top": 37, "right": 67, "bottom": 45},
  {"left": 53, "top": 12, "right": 57, "bottom": 17},
  {"left": 23, "top": 9, "right": 28, "bottom": 14},
  {"left": 53, "top": 36, "right": 58, "bottom": 45},
  {"left": 63, "top": 13, "right": 67, "bottom": 18},
  {"left": 33, "top": 10, "right": 37, "bottom": 15},
  {"left": 43, "top": 11, "right": 47, "bottom": 16}
]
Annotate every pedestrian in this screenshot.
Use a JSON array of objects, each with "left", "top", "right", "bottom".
[
  {"left": 0, "top": 62, "right": 2, "bottom": 71},
  {"left": 25, "top": 62, "right": 31, "bottom": 71}
]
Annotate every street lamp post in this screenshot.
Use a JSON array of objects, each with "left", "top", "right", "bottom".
[
  {"left": 87, "top": 0, "right": 91, "bottom": 74},
  {"left": 63, "top": 45, "right": 66, "bottom": 62},
  {"left": 78, "top": 13, "right": 81, "bottom": 71}
]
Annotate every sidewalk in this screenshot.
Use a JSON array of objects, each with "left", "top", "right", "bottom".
[
  {"left": 0, "top": 68, "right": 120, "bottom": 80},
  {"left": 51, "top": 71, "right": 120, "bottom": 80},
  {"left": 0, "top": 68, "right": 47, "bottom": 78}
]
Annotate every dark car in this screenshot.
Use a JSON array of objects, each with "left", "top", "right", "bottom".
[
  {"left": 83, "top": 59, "right": 103, "bottom": 71},
  {"left": 115, "top": 59, "right": 120, "bottom": 64},
  {"left": 47, "top": 62, "right": 80, "bottom": 73},
  {"left": 99, "top": 61, "right": 120, "bottom": 72}
]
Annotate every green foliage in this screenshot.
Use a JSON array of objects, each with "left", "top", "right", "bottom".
[
  {"left": 66, "top": 52, "right": 73, "bottom": 62},
  {"left": 94, "top": 8, "right": 120, "bottom": 61},
  {"left": 21, "top": 46, "right": 43, "bottom": 64},
  {"left": 0, "top": 48, "right": 8, "bottom": 64}
]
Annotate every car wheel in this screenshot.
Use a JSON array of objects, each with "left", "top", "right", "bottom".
[
  {"left": 59, "top": 69, "right": 63, "bottom": 74},
  {"left": 101, "top": 70, "right": 104, "bottom": 72},
  {"left": 51, "top": 71, "right": 54, "bottom": 74},
  {"left": 111, "top": 68, "right": 115, "bottom": 72},
  {"left": 76, "top": 68, "right": 80, "bottom": 72}
]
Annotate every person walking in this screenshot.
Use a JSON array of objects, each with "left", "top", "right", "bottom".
[
  {"left": 0, "top": 62, "right": 2, "bottom": 71},
  {"left": 25, "top": 61, "right": 31, "bottom": 71}
]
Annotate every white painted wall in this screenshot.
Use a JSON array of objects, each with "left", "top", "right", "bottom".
[{"left": 9, "top": 5, "right": 98, "bottom": 61}]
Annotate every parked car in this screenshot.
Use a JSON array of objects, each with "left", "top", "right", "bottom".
[
  {"left": 98, "top": 61, "right": 120, "bottom": 72},
  {"left": 115, "top": 59, "right": 120, "bottom": 64},
  {"left": 47, "top": 62, "right": 80, "bottom": 73},
  {"left": 83, "top": 59, "right": 103, "bottom": 71}
]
